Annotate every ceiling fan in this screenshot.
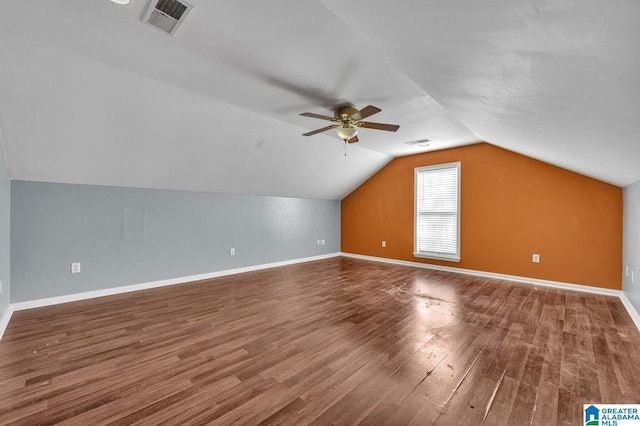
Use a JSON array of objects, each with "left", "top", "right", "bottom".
[{"left": 300, "top": 104, "right": 399, "bottom": 143}]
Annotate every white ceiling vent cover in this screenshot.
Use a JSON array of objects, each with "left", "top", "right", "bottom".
[
  {"left": 404, "top": 138, "right": 430, "bottom": 146},
  {"left": 142, "top": 0, "right": 192, "bottom": 36}
]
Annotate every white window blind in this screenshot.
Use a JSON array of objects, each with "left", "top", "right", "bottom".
[{"left": 414, "top": 162, "right": 460, "bottom": 261}]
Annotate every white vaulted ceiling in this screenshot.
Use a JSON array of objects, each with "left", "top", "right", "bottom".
[{"left": 0, "top": 0, "right": 639, "bottom": 199}]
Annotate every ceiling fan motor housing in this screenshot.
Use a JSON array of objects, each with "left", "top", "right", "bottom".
[{"left": 335, "top": 105, "right": 358, "bottom": 121}]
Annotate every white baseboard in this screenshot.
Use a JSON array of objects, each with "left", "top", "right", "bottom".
[
  {"left": 0, "top": 305, "right": 13, "bottom": 341},
  {"left": 341, "top": 252, "right": 640, "bottom": 331},
  {"left": 8, "top": 253, "right": 341, "bottom": 313},
  {"left": 619, "top": 292, "right": 640, "bottom": 331},
  {"left": 3, "top": 251, "right": 639, "bottom": 340},
  {"left": 340, "top": 252, "right": 620, "bottom": 295}
]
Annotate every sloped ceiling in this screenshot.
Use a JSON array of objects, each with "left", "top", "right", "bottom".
[{"left": 0, "top": 0, "right": 638, "bottom": 200}]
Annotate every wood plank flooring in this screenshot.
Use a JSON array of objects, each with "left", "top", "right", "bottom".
[{"left": 1, "top": 257, "right": 639, "bottom": 425}]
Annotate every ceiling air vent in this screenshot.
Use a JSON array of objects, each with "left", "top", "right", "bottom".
[
  {"left": 404, "top": 138, "right": 430, "bottom": 147},
  {"left": 142, "top": 0, "right": 193, "bottom": 36}
]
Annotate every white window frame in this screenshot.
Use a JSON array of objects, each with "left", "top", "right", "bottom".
[{"left": 414, "top": 162, "right": 461, "bottom": 262}]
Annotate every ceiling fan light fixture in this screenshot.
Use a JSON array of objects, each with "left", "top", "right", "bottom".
[
  {"left": 335, "top": 125, "right": 358, "bottom": 141},
  {"left": 300, "top": 104, "right": 398, "bottom": 144}
]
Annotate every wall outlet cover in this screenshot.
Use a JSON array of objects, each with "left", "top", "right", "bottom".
[
  {"left": 532, "top": 254, "right": 540, "bottom": 263},
  {"left": 71, "top": 262, "right": 81, "bottom": 273}
]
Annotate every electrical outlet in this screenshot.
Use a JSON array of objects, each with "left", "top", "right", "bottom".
[
  {"left": 321, "top": 239, "right": 325, "bottom": 245},
  {"left": 71, "top": 262, "right": 81, "bottom": 273},
  {"left": 229, "top": 248, "right": 235, "bottom": 256},
  {"left": 382, "top": 241, "right": 386, "bottom": 248},
  {"left": 532, "top": 254, "right": 540, "bottom": 263}
]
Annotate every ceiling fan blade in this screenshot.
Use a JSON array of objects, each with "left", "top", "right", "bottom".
[
  {"left": 300, "top": 112, "right": 336, "bottom": 121},
  {"left": 357, "top": 121, "right": 400, "bottom": 132},
  {"left": 351, "top": 105, "right": 381, "bottom": 121},
  {"left": 348, "top": 135, "right": 359, "bottom": 143},
  {"left": 302, "top": 125, "right": 338, "bottom": 136}
]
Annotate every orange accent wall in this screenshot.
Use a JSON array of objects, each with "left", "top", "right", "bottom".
[{"left": 341, "top": 143, "right": 623, "bottom": 290}]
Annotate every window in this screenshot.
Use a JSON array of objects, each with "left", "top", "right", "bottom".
[{"left": 414, "top": 162, "right": 460, "bottom": 261}]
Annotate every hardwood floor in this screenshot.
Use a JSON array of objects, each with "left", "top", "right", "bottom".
[{"left": 1, "top": 257, "right": 639, "bottom": 425}]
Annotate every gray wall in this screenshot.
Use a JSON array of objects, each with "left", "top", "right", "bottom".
[
  {"left": 11, "top": 181, "right": 340, "bottom": 302},
  {"left": 623, "top": 179, "right": 640, "bottom": 314},
  {"left": 0, "top": 139, "right": 9, "bottom": 317}
]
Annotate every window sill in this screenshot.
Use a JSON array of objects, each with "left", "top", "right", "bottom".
[{"left": 413, "top": 252, "right": 460, "bottom": 263}]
